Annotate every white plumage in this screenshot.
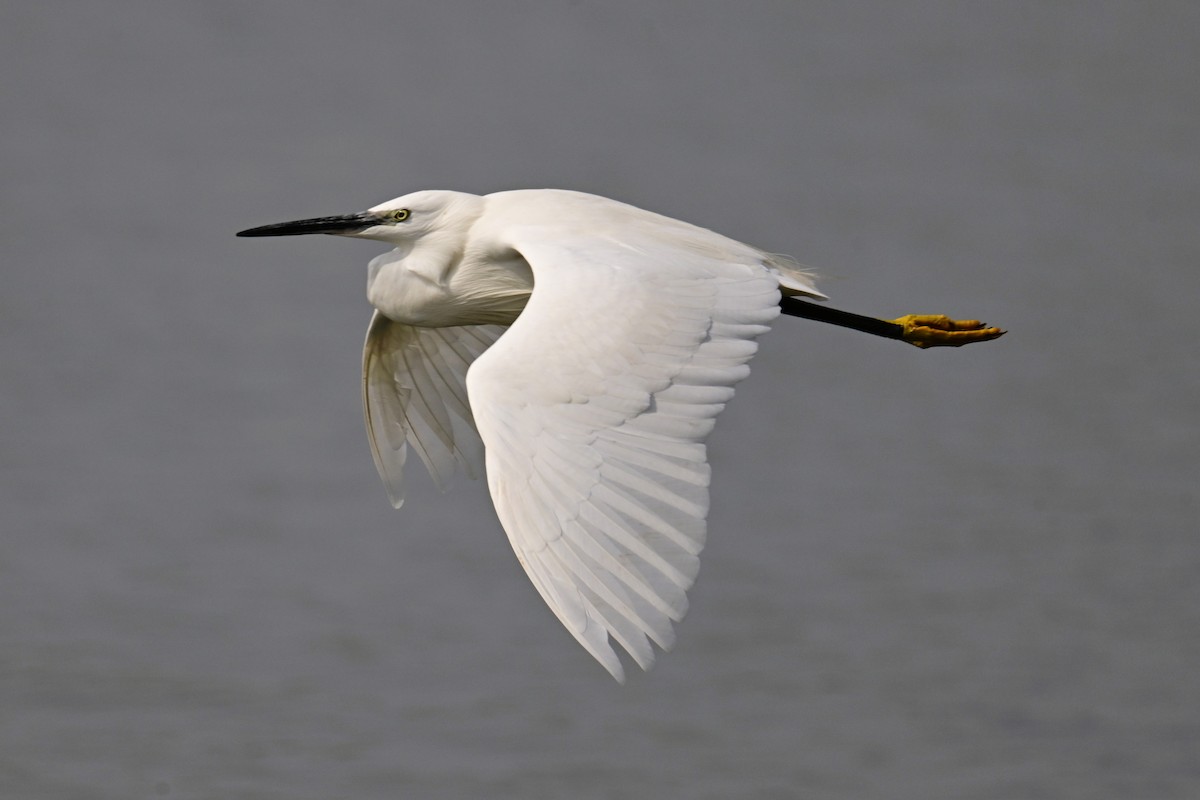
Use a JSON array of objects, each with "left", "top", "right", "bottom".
[{"left": 240, "top": 189, "right": 824, "bottom": 681}]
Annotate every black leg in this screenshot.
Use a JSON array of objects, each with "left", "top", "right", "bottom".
[{"left": 779, "top": 297, "right": 904, "bottom": 340}]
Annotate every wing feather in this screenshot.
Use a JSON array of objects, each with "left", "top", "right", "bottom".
[
  {"left": 466, "top": 228, "right": 782, "bottom": 680},
  {"left": 361, "top": 313, "right": 504, "bottom": 507}
]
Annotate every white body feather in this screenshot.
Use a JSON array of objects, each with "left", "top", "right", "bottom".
[{"left": 355, "top": 189, "right": 822, "bottom": 681}]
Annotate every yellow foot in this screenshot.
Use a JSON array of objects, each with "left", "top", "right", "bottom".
[{"left": 889, "top": 314, "right": 1007, "bottom": 349}]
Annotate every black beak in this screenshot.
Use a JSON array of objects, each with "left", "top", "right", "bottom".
[{"left": 236, "top": 212, "right": 382, "bottom": 237}]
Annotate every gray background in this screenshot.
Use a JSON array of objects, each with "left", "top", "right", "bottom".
[{"left": 3, "top": 2, "right": 1197, "bottom": 798}]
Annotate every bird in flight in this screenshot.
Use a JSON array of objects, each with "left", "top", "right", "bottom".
[{"left": 238, "top": 189, "right": 1003, "bottom": 681}]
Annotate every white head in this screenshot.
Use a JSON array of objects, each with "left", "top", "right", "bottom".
[{"left": 236, "top": 190, "right": 483, "bottom": 245}]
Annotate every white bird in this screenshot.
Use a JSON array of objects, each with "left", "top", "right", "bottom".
[{"left": 238, "top": 189, "right": 1003, "bottom": 681}]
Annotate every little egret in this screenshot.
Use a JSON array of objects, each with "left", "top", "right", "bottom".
[{"left": 237, "top": 189, "right": 1003, "bottom": 681}]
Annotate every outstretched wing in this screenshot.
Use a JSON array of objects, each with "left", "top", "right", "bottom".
[
  {"left": 466, "top": 227, "right": 783, "bottom": 681},
  {"left": 362, "top": 312, "right": 505, "bottom": 507}
]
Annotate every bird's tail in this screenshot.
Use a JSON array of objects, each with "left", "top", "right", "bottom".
[{"left": 762, "top": 252, "right": 826, "bottom": 300}]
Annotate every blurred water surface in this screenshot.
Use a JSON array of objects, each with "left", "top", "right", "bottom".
[{"left": 2, "top": 3, "right": 1197, "bottom": 798}]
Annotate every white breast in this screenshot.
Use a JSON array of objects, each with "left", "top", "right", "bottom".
[{"left": 366, "top": 244, "right": 533, "bottom": 327}]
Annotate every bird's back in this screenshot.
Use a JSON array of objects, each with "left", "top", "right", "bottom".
[{"left": 481, "top": 189, "right": 823, "bottom": 299}]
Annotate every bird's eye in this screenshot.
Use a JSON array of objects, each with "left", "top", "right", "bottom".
[{"left": 389, "top": 209, "right": 411, "bottom": 222}]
